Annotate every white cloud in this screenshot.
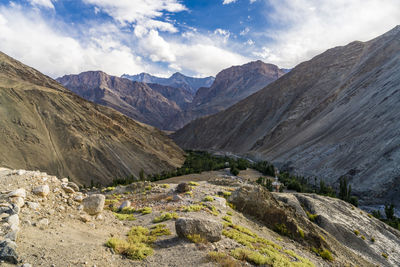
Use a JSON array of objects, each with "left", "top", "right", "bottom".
[
  {"left": 255, "top": 0, "right": 400, "bottom": 68},
  {"left": 83, "top": 0, "right": 186, "bottom": 32},
  {"left": 240, "top": 27, "right": 250, "bottom": 36},
  {"left": 0, "top": 6, "right": 144, "bottom": 77},
  {"left": 223, "top": 0, "right": 236, "bottom": 4},
  {"left": 28, "top": 0, "right": 55, "bottom": 9},
  {"left": 214, "top": 28, "right": 230, "bottom": 43}
]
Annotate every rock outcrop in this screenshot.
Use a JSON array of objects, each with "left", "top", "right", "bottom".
[{"left": 175, "top": 217, "right": 223, "bottom": 242}]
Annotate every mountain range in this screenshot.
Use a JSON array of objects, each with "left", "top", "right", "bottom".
[
  {"left": 0, "top": 52, "right": 184, "bottom": 185},
  {"left": 59, "top": 61, "right": 285, "bottom": 130},
  {"left": 173, "top": 25, "right": 400, "bottom": 205},
  {"left": 121, "top": 72, "right": 214, "bottom": 95}
]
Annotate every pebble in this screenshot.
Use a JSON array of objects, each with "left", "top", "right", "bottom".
[{"left": 8, "top": 188, "right": 26, "bottom": 198}]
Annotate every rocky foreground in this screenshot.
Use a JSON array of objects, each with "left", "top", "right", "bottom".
[{"left": 0, "top": 167, "right": 399, "bottom": 266}]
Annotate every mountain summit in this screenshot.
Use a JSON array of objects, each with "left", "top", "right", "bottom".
[{"left": 173, "top": 26, "right": 400, "bottom": 205}]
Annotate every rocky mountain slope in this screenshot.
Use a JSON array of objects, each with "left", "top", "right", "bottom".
[
  {"left": 0, "top": 52, "right": 184, "bottom": 185},
  {"left": 122, "top": 72, "right": 215, "bottom": 95},
  {"left": 59, "top": 61, "right": 284, "bottom": 131},
  {"left": 57, "top": 71, "right": 192, "bottom": 130},
  {"left": 1, "top": 167, "right": 399, "bottom": 266},
  {"left": 173, "top": 26, "right": 400, "bottom": 205},
  {"left": 189, "top": 60, "right": 286, "bottom": 118}
]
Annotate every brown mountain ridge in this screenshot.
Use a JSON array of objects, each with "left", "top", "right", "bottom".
[{"left": 0, "top": 51, "right": 184, "bottom": 185}]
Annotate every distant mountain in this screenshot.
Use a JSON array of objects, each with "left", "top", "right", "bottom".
[
  {"left": 173, "top": 26, "right": 400, "bottom": 205},
  {"left": 57, "top": 71, "right": 193, "bottom": 130},
  {"left": 0, "top": 51, "right": 184, "bottom": 185},
  {"left": 121, "top": 72, "right": 215, "bottom": 95}
]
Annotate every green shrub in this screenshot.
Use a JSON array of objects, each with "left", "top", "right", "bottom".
[
  {"left": 227, "top": 211, "right": 233, "bottom": 216},
  {"left": 153, "top": 212, "right": 178, "bottom": 223},
  {"left": 114, "top": 213, "right": 136, "bottom": 221},
  {"left": 306, "top": 211, "right": 318, "bottom": 222},
  {"left": 182, "top": 204, "right": 203, "bottom": 212},
  {"left": 371, "top": 237, "right": 375, "bottom": 243},
  {"left": 354, "top": 230, "right": 360, "bottom": 236},
  {"left": 186, "top": 234, "right": 207, "bottom": 243},
  {"left": 203, "top": 196, "right": 214, "bottom": 202},
  {"left": 150, "top": 224, "right": 171, "bottom": 236},
  {"left": 298, "top": 227, "right": 305, "bottom": 238},
  {"left": 382, "top": 253, "right": 388, "bottom": 259},
  {"left": 188, "top": 181, "right": 199, "bottom": 186},
  {"left": 223, "top": 216, "right": 232, "bottom": 223},
  {"left": 138, "top": 207, "right": 152, "bottom": 215},
  {"left": 274, "top": 223, "right": 289, "bottom": 236},
  {"left": 319, "top": 249, "right": 333, "bottom": 261}
]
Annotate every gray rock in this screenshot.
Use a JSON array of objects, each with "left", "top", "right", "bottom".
[
  {"left": 176, "top": 183, "right": 190, "bottom": 193},
  {"left": 61, "top": 184, "right": 75, "bottom": 194},
  {"left": 26, "top": 202, "right": 40, "bottom": 210},
  {"left": 21, "top": 264, "right": 32, "bottom": 267},
  {"left": 173, "top": 194, "right": 183, "bottom": 202},
  {"left": 11, "top": 197, "right": 24, "bottom": 208},
  {"left": 73, "top": 195, "right": 84, "bottom": 202},
  {"left": 82, "top": 194, "right": 105, "bottom": 215},
  {"left": 32, "top": 185, "right": 50, "bottom": 197},
  {"left": 4, "top": 229, "right": 18, "bottom": 241},
  {"left": 8, "top": 188, "right": 26, "bottom": 198},
  {"left": 119, "top": 200, "right": 131, "bottom": 210},
  {"left": 7, "top": 214, "right": 19, "bottom": 227},
  {"left": 175, "top": 217, "right": 222, "bottom": 242},
  {"left": 0, "top": 239, "right": 18, "bottom": 264},
  {"left": 67, "top": 182, "right": 79, "bottom": 192}
]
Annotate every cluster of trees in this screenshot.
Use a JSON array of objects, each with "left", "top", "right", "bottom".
[{"left": 372, "top": 204, "right": 400, "bottom": 231}]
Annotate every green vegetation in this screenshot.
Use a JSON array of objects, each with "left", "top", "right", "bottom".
[
  {"left": 186, "top": 234, "right": 207, "bottom": 244},
  {"left": 298, "top": 227, "right": 305, "bottom": 238},
  {"left": 222, "top": 215, "right": 232, "bottom": 223},
  {"left": 208, "top": 251, "right": 238, "bottom": 266},
  {"left": 311, "top": 247, "right": 333, "bottom": 262},
  {"left": 230, "top": 166, "right": 240, "bottom": 176},
  {"left": 138, "top": 207, "right": 152, "bottom": 215},
  {"left": 150, "top": 224, "right": 171, "bottom": 236},
  {"left": 306, "top": 211, "right": 318, "bottom": 222},
  {"left": 203, "top": 195, "right": 214, "bottom": 202},
  {"left": 206, "top": 205, "right": 219, "bottom": 216},
  {"left": 382, "top": 252, "right": 388, "bottom": 259},
  {"left": 227, "top": 211, "right": 233, "bottom": 216},
  {"left": 339, "top": 176, "right": 358, "bottom": 206},
  {"left": 256, "top": 177, "right": 273, "bottom": 191},
  {"left": 101, "top": 186, "right": 116, "bottom": 193},
  {"left": 354, "top": 230, "right": 360, "bottom": 236},
  {"left": 188, "top": 181, "right": 199, "bottom": 186},
  {"left": 182, "top": 204, "right": 203, "bottom": 212},
  {"left": 371, "top": 237, "right": 375, "bottom": 243},
  {"left": 152, "top": 212, "right": 179, "bottom": 223},
  {"left": 114, "top": 213, "right": 136, "bottom": 221},
  {"left": 372, "top": 205, "right": 400, "bottom": 231},
  {"left": 105, "top": 225, "right": 170, "bottom": 260},
  {"left": 144, "top": 185, "right": 152, "bottom": 191},
  {"left": 361, "top": 235, "right": 366, "bottom": 240},
  {"left": 160, "top": 184, "right": 169, "bottom": 189},
  {"left": 222, "top": 191, "right": 231, "bottom": 198},
  {"left": 274, "top": 223, "right": 289, "bottom": 236}
]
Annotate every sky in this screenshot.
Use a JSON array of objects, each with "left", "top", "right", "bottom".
[{"left": 0, "top": 0, "right": 399, "bottom": 78}]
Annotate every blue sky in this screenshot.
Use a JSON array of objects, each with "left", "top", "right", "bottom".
[{"left": 0, "top": 0, "right": 399, "bottom": 78}]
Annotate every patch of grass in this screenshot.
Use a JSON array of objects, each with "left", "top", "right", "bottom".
[
  {"left": 138, "top": 207, "right": 152, "bottom": 215},
  {"left": 311, "top": 247, "right": 333, "bottom": 262},
  {"left": 298, "top": 227, "right": 305, "bottom": 238},
  {"left": 226, "top": 211, "right": 233, "bottom": 216},
  {"left": 153, "top": 212, "right": 178, "bottom": 223},
  {"left": 368, "top": 213, "right": 373, "bottom": 218},
  {"left": 114, "top": 213, "right": 136, "bottom": 221},
  {"left": 306, "top": 211, "right": 318, "bottom": 222},
  {"left": 119, "top": 207, "right": 136, "bottom": 214},
  {"left": 203, "top": 195, "right": 214, "bottom": 202},
  {"left": 186, "top": 234, "right": 207, "bottom": 244},
  {"left": 361, "top": 235, "right": 365, "bottom": 240},
  {"left": 105, "top": 224, "right": 169, "bottom": 260},
  {"left": 206, "top": 205, "right": 219, "bottom": 216},
  {"left": 184, "top": 191, "right": 193, "bottom": 196},
  {"left": 161, "top": 184, "right": 170, "bottom": 189},
  {"left": 182, "top": 204, "right": 203, "bottom": 212},
  {"left": 188, "top": 181, "right": 199, "bottom": 186},
  {"left": 223, "top": 216, "right": 232, "bottom": 223},
  {"left": 150, "top": 224, "right": 171, "bottom": 236},
  {"left": 371, "top": 237, "right": 375, "bottom": 243},
  {"left": 227, "top": 202, "right": 236, "bottom": 210},
  {"left": 354, "top": 229, "right": 360, "bottom": 236},
  {"left": 101, "top": 186, "right": 116, "bottom": 193},
  {"left": 319, "top": 249, "right": 333, "bottom": 261},
  {"left": 382, "top": 252, "right": 388, "bottom": 259},
  {"left": 208, "top": 251, "right": 239, "bottom": 267},
  {"left": 319, "top": 234, "right": 326, "bottom": 242},
  {"left": 222, "top": 191, "right": 232, "bottom": 198},
  {"left": 274, "top": 223, "right": 289, "bottom": 236},
  {"left": 144, "top": 185, "right": 152, "bottom": 191}
]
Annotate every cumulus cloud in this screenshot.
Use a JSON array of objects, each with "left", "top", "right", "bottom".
[
  {"left": 28, "top": 0, "right": 55, "bottom": 9},
  {"left": 0, "top": 5, "right": 144, "bottom": 77},
  {"left": 254, "top": 0, "right": 400, "bottom": 68},
  {"left": 83, "top": 0, "right": 186, "bottom": 32},
  {"left": 223, "top": 0, "right": 236, "bottom": 4}
]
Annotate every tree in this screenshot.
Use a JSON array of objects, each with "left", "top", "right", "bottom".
[
  {"left": 385, "top": 204, "right": 395, "bottom": 220},
  {"left": 230, "top": 166, "right": 239, "bottom": 176},
  {"left": 139, "top": 169, "right": 145, "bottom": 181}
]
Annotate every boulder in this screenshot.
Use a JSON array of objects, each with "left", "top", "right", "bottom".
[
  {"left": 67, "top": 182, "right": 80, "bottom": 192},
  {"left": 0, "top": 239, "right": 18, "bottom": 264},
  {"left": 61, "top": 184, "right": 75, "bottom": 194},
  {"left": 82, "top": 194, "right": 105, "bottom": 215},
  {"left": 176, "top": 183, "right": 190, "bottom": 193},
  {"left": 175, "top": 217, "right": 222, "bottom": 242},
  {"left": 119, "top": 200, "right": 131, "bottom": 210},
  {"left": 32, "top": 185, "right": 50, "bottom": 197},
  {"left": 8, "top": 188, "right": 26, "bottom": 198}
]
